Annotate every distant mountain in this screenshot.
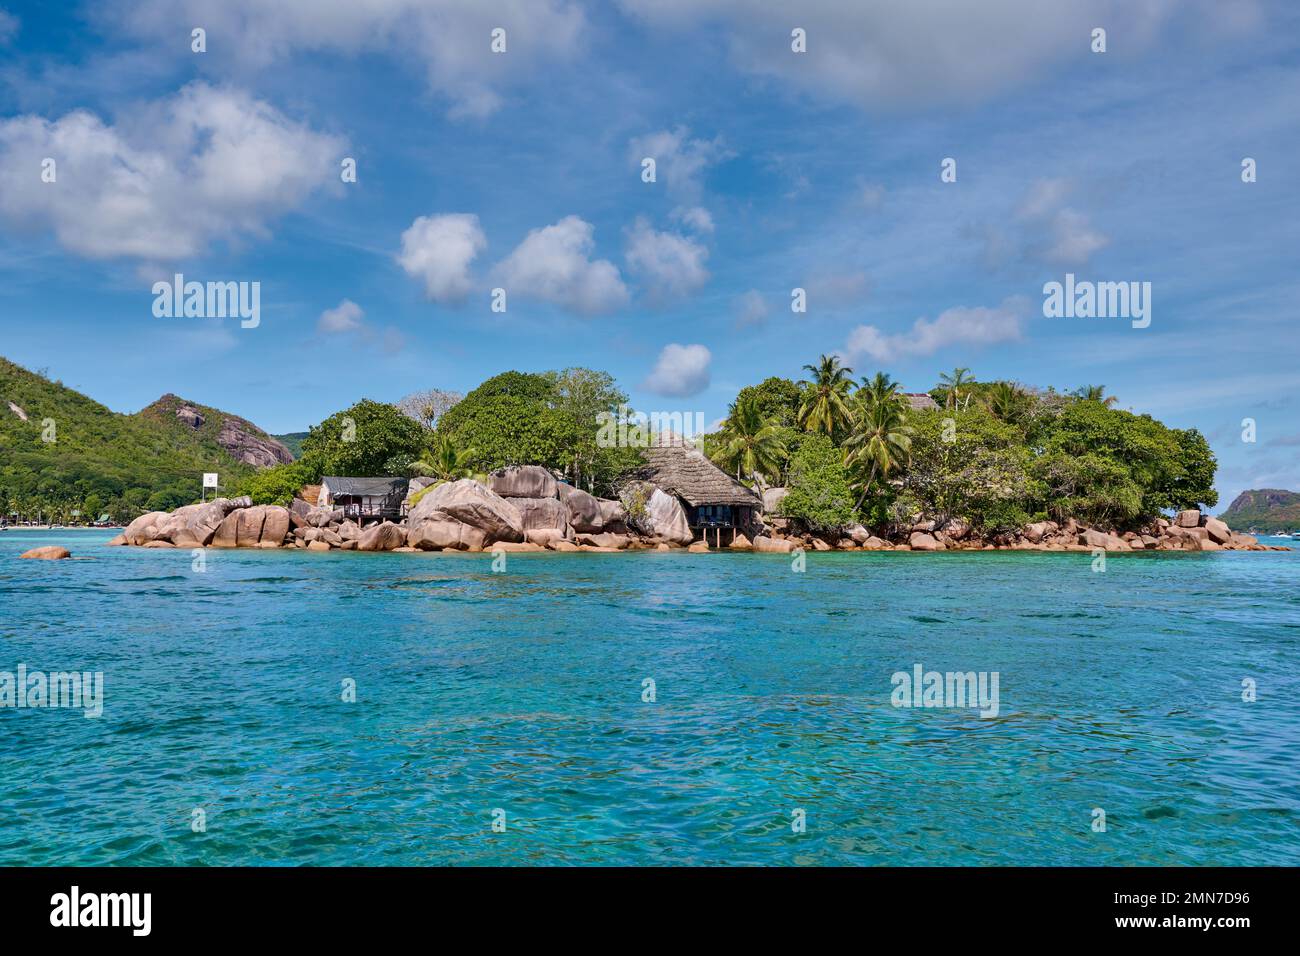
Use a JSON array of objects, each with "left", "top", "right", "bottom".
[
  {"left": 272, "top": 431, "right": 308, "bottom": 460},
  {"left": 136, "top": 394, "right": 293, "bottom": 467},
  {"left": 1219, "top": 489, "right": 1300, "bottom": 533},
  {"left": 0, "top": 356, "right": 281, "bottom": 521}
]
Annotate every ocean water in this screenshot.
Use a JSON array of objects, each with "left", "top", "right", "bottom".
[{"left": 0, "top": 528, "right": 1297, "bottom": 866}]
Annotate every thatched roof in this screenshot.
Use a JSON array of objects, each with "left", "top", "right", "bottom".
[
  {"left": 904, "top": 392, "right": 940, "bottom": 411},
  {"left": 634, "top": 439, "right": 761, "bottom": 508},
  {"left": 321, "top": 476, "right": 408, "bottom": 497}
]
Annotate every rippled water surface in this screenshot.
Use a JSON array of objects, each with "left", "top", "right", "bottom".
[{"left": 1, "top": 528, "right": 1297, "bottom": 866}]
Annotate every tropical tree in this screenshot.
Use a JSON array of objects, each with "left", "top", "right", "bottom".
[
  {"left": 396, "top": 388, "right": 463, "bottom": 429},
  {"left": 985, "top": 381, "right": 1026, "bottom": 423},
  {"left": 858, "top": 371, "right": 901, "bottom": 409},
  {"left": 938, "top": 367, "right": 974, "bottom": 410},
  {"left": 797, "top": 355, "right": 855, "bottom": 439},
  {"left": 1072, "top": 384, "right": 1118, "bottom": 407},
  {"left": 843, "top": 392, "right": 914, "bottom": 507},
  {"left": 711, "top": 395, "right": 787, "bottom": 488},
  {"left": 415, "top": 433, "right": 479, "bottom": 482}
]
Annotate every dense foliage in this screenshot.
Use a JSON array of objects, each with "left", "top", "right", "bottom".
[
  {"left": 778, "top": 433, "right": 857, "bottom": 531},
  {"left": 0, "top": 357, "right": 256, "bottom": 523}
]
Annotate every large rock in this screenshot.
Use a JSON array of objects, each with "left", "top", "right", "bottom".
[
  {"left": 752, "top": 535, "right": 795, "bottom": 553},
  {"left": 620, "top": 482, "right": 692, "bottom": 545},
  {"left": 186, "top": 498, "right": 239, "bottom": 545},
  {"left": 235, "top": 505, "right": 268, "bottom": 548},
  {"left": 506, "top": 496, "right": 569, "bottom": 534},
  {"left": 556, "top": 483, "right": 604, "bottom": 532},
  {"left": 597, "top": 498, "right": 628, "bottom": 533},
  {"left": 406, "top": 514, "right": 488, "bottom": 551},
  {"left": 846, "top": 524, "right": 871, "bottom": 544},
  {"left": 1204, "top": 517, "right": 1232, "bottom": 544},
  {"left": 259, "top": 506, "right": 291, "bottom": 546},
  {"left": 123, "top": 511, "right": 170, "bottom": 546},
  {"left": 20, "top": 546, "right": 70, "bottom": 560},
  {"left": 211, "top": 510, "right": 241, "bottom": 548},
  {"left": 762, "top": 487, "right": 789, "bottom": 514},
  {"left": 575, "top": 532, "right": 630, "bottom": 550},
  {"left": 1176, "top": 509, "right": 1202, "bottom": 528},
  {"left": 358, "top": 521, "right": 406, "bottom": 552},
  {"left": 909, "top": 531, "right": 944, "bottom": 551},
  {"left": 488, "top": 465, "right": 557, "bottom": 500},
  {"left": 408, "top": 479, "right": 524, "bottom": 544}
]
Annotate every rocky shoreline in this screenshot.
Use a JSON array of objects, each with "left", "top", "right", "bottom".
[{"left": 100, "top": 465, "right": 1287, "bottom": 556}]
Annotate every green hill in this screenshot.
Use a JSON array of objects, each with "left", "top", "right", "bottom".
[
  {"left": 1219, "top": 489, "right": 1300, "bottom": 533},
  {"left": 272, "top": 432, "right": 308, "bottom": 459},
  {"left": 0, "top": 357, "right": 276, "bottom": 523}
]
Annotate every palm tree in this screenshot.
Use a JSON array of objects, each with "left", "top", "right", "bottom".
[
  {"left": 1073, "top": 384, "right": 1117, "bottom": 407},
  {"left": 712, "top": 395, "right": 787, "bottom": 488},
  {"left": 985, "top": 381, "right": 1024, "bottom": 422},
  {"left": 415, "top": 433, "right": 478, "bottom": 482},
  {"left": 843, "top": 390, "right": 913, "bottom": 508},
  {"left": 938, "top": 367, "right": 973, "bottom": 410},
  {"left": 797, "top": 355, "right": 855, "bottom": 438},
  {"left": 858, "top": 371, "right": 901, "bottom": 408}
]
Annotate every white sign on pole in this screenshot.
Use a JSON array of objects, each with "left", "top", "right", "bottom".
[{"left": 203, "top": 473, "right": 219, "bottom": 489}]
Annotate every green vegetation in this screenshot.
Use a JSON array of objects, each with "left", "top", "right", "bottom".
[
  {"left": 0, "top": 357, "right": 258, "bottom": 523},
  {"left": 716, "top": 354, "right": 1218, "bottom": 536},
  {"left": 297, "top": 399, "right": 431, "bottom": 479},
  {"left": 1218, "top": 489, "right": 1300, "bottom": 533},
  {"left": 778, "top": 433, "right": 857, "bottom": 532},
  {"left": 273, "top": 432, "right": 308, "bottom": 458}
]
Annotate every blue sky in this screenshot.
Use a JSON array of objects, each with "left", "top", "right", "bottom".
[{"left": 0, "top": 0, "right": 1297, "bottom": 507}]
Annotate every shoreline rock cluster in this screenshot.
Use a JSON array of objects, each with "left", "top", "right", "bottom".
[
  {"left": 104, "top": 465, "right": 1287, "bottom": 555},
  {"left": 760, "top": 508, "right": 1284, "bottom": 553}
]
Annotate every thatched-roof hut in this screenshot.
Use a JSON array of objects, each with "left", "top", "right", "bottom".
[
  {"left": 904, "top": 392, "right": 940, "bottom": 411},
  {"left": 318, "top": 476, "right": 409, "bottom": 523},
  {"left": 633, "top": 437, "right": 761, "bottom": 544}
]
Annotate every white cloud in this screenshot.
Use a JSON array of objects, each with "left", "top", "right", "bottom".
[
  {"left": 112, "top": 0, "right": 585, "bottom": 119},
  {"left": 624, "top": 217, "right": 710, "bottom": 301},
  {"left": 671, "top": 205, "right": 714, "bottom": 234},
  {"left": 0, "top": 83, "right": 342, "bottom": 262},
  {"left": 733, "top": 289, "right": 770, "bottom": 329},
  {"left": 397, "top": 213, "right": 485, "bottom": 303},
  {"left": 617, "top": 1, "right": 1241, "bottom": 110},
  {"left": 841, "top": 297, "right": 1029, "bottom": 363},
  {"left": 317, "top": 298, "right": 365, "bottom": 334},
  {"left": 315, "top": 298, "right": 404, "bottom": 354},
  {"left": 628, "top": 127, "right": 730, "bottom": 203},
  {"left": 643, "top": 343, "right": 712, "bottom": 397},
  {"left": 495, "top": 215, "right": 628, "bottom": 315}
]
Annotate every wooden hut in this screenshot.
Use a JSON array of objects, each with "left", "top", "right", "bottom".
[
  {"left": 317, "top": 477, "right": 409, "bottom": 524},
  {"left": 635, "top": 438, "right": 762, "bottom": 546}
]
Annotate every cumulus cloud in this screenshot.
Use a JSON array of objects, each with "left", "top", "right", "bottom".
[
  {"left": 397, "top": 213, "right": 485, "bottom": 303},
  {"left": 0, "top": 82, "right": 342, "bottom": 262},
  {"left": 111, "top": 0, "right": 585, "bottom": 119},
  {"left": 624, "top": 217, "right": 709, "bottom": 301},
  {"left": 671, "top": 205, "right": 714, "bottom": 234},
  {"left": 643, "top": 343, "right": 712, "bottom": 397},
  {"left": 315, "top": 298, "right": 404, "bottom": 354},
  {"left": 317, "top": 298, "right": 365, "bottom": 334},
  {"left": 495, "top": 215, "right": 628, "bottom": 315},
  {"left": 617, "top": 0, "right": 1238, "bottom": 110},
  {"left": 628, "top": 126, "right": 730, "bottom": 203},
  {"left": 841, "top": 297, "right": 1029, "bottom": 363}
]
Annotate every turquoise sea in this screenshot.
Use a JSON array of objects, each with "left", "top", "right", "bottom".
[{"left": 1, "top": 528, "right": 1297, "bottom": 866}]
